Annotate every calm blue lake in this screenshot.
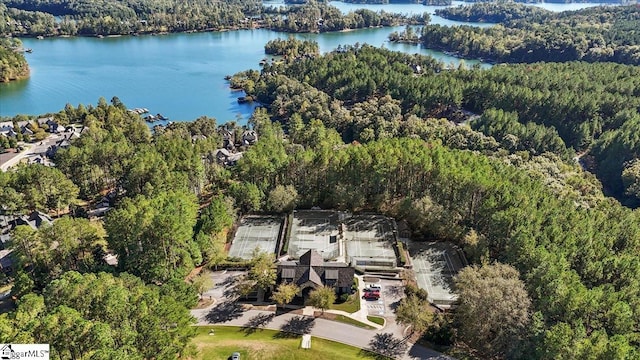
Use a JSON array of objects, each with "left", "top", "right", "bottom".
[{"left": 0, "top": 2, "right": 608, "bottom": 123}]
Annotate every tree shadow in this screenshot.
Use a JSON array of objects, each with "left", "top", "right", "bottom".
[
  {"left": 205, "top": 301, "right": 245, "bottom": 323},
  {"left": 273, "top": 316, "right": 315, "bottom": 338},
  {"left": 384, "top": 284, "right": 404, "bottom": 298},
  {"left": 366, "top": 332, "right": 408, "bottom": 359},
  {"left": 241, "top": 313, "right": 276, "bottom": 335},
  {"left": 388, "top": 299, "right": 402, "bottom": 312}
]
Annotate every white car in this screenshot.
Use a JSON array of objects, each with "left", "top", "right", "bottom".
[{"left": 368, "top": 284, "right": 381, "bottom": 290}]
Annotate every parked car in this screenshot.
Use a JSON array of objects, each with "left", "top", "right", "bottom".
[
  {"left": 231, "top": 352, "right": 240, "bottom": 360},
  {"left": 362, "top": 292, "right": 380, "bottom": 300},
  {"left": 363, "top": 287, "right": 380, "bottom": 293},
  {"left": 368, "top": 284, "right": 381, "bottom": 290}
]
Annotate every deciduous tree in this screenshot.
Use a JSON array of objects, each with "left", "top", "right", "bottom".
[
  {"left": 454, "top": 263, "right": 532, "bottom": 359},
  {"left": 307, "top": 286, "right": 336, "bottom": 314}
]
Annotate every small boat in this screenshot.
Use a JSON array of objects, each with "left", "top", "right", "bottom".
[
  {"left": 25, "top": 48, "right": 33, "bottom": 53},
  {"left": 156, "top": 113, "right": 168, "bottom": 121},
  {"left": 37, "top": 36, "right": 44, "bottom": 40}
]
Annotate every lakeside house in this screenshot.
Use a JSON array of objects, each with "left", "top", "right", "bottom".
[
  {"left": 37, "top": 117, "right": 66, "bottom": 133},
  {"left": 220, "top": 128, "right": 235, "bottom": 150},
  {"left": 241, "top": 130, "right": 258, "bottom": 146}
]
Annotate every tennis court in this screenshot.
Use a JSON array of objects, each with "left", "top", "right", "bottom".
[
  {"left": 409, "top": 241, "right": 467, "bottom": 308},
  {"left": 228, "top": 216, "right": 283, "bottom": 260},
  {"left": 344, "top": 215, "right": 397, "bottom": 269},
  {"left": 288, "top": 210, "right": 340, "bottom": 259}
]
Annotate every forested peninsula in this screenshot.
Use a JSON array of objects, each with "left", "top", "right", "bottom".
[
  {"left": 405, "top": 3, "right": 640, "bottom": 65},
  {"left": 0, "top": 37, "right": 28, "bottom": 82}
]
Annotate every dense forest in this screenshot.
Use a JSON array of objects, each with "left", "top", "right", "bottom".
[
  {"left": 0, "top": 37, "right": 29, "bottom": 82},
  {"left": 1, "top": 75, "right": 639, "bottom": 357},
  {"left": 264, "top": 37, "right": 320, "bottom": 57},
  {"left": 242, "top": 44, "right": 640, "bottom": 199},
  {"left": 412, "top": 4, "right": 640, "bottom": 65}
]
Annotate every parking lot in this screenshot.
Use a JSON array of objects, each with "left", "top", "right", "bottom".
[{"left": 360, "top": 277, "right": 404, "bottom": 318}]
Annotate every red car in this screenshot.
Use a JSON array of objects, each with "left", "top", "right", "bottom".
[{"left": 362, "top": 291, "right": 380, "bottom": 300}]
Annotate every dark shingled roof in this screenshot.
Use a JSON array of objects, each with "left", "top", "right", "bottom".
[
  {"left": 299, "top": 250, "right": 324, "bottom": 266},
  {"left": 325, "top": 269, "right": 339, "bottom": 280},
  {"left": 282, "top": 268, "right": 296, "bottom": 279},
  {"left": 299, "top": 268, "right": 323, "bottom": 287},
  {"left": 277, "top": 250, "right": 354, "bottom": 290}
]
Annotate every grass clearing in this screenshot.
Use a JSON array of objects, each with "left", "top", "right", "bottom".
[
  {"left": 367, "top": 316, "right": 385, "bottom": 326},
  {"left": 192, "top": 325, "right": 382, "bottom": 360},
  {"left": 331, "top": 294, "right": 360, "bottom": 313}
]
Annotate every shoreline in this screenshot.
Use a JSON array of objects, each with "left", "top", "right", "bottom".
[{"left": 12, "top": 22, "right": 421, "bottom": 40}]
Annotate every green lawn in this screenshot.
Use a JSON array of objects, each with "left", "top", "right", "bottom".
[
  {"left": 331, "top": 278, "right": 360, "bottom": 313},
  {"left": 366, "top": 316, "right": 385, "bottom": 326},
  {"left": 331, "top": 294, "right": 360, "bottom": 313},
  {"left": 333, "top": 315, "right": 375, "bottom": 330},
  {"left": 192, "top": 326, "right": 385, "bottom": 360}
]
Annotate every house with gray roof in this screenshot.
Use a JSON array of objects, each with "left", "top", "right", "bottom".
[
  {"left": 242, "top": 130, "right": 258, "bottom": 145},
  {"left": 212, "top": 148, "right": 243, "bottom": 166},
  {"left": 0, "top": 249, "right": 13, "bottom": 274},
  {"left": 277, "top": 249, "right": 354, "bottom": 297}
]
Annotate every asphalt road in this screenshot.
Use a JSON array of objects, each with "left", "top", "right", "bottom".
[
  {"left": 0, "top": 133, "right": 64, "bottom": 171},
  {"left": 191, "top": 271, "right": 453, "bottom": 360}
]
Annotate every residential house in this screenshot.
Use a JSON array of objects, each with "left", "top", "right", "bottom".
[
  {"left": 37, "top": 117, "right": 65, "bottom": 133},
  {"left": 220, "top": 128, "right": 235, "bottom": 150},
  {"left": 212, "top": 148, "right": 243, "bottom": 166},
  {"left": 12, "top": 211, "right": 53, "bottom": 230},
  {"left": 0, "top": 211, "right": 53, "bottom": 273},
  {"left": 242, "top": 130, "right": 258, "bottom": 146},
  {"left": 277, "top": 249, "right": 354, "bottom": 297},
  {"left": 0, "top": 121, "right": 14, "bottom": 136},
  {"left": 20, "top": 126, "right": 34, "bottom": 136},
  {"left": 0, "top": 249, "right": 13, "bottom": 274}
]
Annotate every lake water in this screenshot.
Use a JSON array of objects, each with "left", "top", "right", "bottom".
[{"left": 0, "top": 1, "right": 610, "bottom": 123}]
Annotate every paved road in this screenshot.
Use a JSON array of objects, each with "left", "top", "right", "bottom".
[
  {"left": 192, "top": 308, "right": 449, "bottom": 360},
  {"left": 191, "top": 271, "right": 452, "bottom": 360},
  {"left": 0, "top": 134, "right": 64, "bottom": 171}
]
